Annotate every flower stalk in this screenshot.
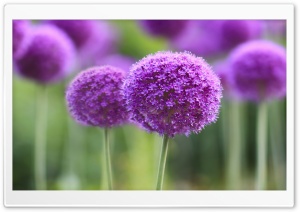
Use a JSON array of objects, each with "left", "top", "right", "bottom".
[
  {"left": 34, "top": 85, "right": 48, "bottom": 190},
  {"left": 256, "top": 102, "right": 268, "bottom": 190},
  {"left": 156, "top": 134, "right": 169, "bottom": 190},
  {"left": 104, "top": 128, "right": 113, "bottom": 190}
]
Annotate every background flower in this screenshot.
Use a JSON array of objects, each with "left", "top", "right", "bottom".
[
  {"left": 227, "top": 40, "right": 286, "bottom": 102},
  {"left": 14, "top": 24, "right": 76, "bottom": 84}
]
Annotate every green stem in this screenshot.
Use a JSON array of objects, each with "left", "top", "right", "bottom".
[
  {"left": 65, "top": 117, "right": 81, "bottom": 189},
  {"left": 156, "top": 134, "right": 169, "bottom": 190},
  {"left": 104, "top": 128, "right": 113, "bottom": 190},
  {"left": 34, "top": 86, "right": 48, "bottom": 190},
  {"left": 221, "top": 101, "right": 228, "bottom": 164},
  {"left": 269, "top": 101, "right": 285, "bottom": 189},
  {"left": 226, "top": 101, "right": 242, "bottom": 189},
  {"left": 256, "top": 102, "right": 268, "bottom": 190}
]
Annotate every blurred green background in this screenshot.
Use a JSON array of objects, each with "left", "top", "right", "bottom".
[{"left": 13, "top": 20, "right": 286, "bottom": 190}]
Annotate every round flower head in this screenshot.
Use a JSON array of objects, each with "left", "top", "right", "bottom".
[
  {"left": 219, "top": 20, "right": 263, "bottom": 50},
  {"left": 139, "top": 20, "right": 189, "bottom": 39},
  {"left": 124, "top": 51, "right": 222, "bottom": 137},
  {"left": 66, "top": 66, "right": 129, "bottom": 127},
  {"left": 228, "top": 40, "right": 286, "bottom": 102},
  {"left": 15, "top": 25, "right": 76, "bottom": 84},
  {"left": 48, "top": 20, "right": 118, "bottom": 68},
  {"left": 13, "top": 20, "right": 31, "bottom": 59},
  {"left": 96, "top": 54, "right": 135, "bottom": 73}
]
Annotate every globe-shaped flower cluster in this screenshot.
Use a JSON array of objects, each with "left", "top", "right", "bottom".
[
  {"left": 228, "top": 40, "right": 286, "bottom": 102},
  {"left": 15, "top": 25, "right": 76, "bottom": 84},
  {"left": 66, "top": 66, "right": 129, "bottom": 128},
  {"left": 124, "top": 51, "right": 222, "bottom": 137}
]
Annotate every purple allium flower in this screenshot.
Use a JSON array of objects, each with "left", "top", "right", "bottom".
[
  {"left": 139, "top": 20, "right": 189, "bottom": 39},
  {"left": 171, "top": 21, "right": 222, "bottom": 58},
  {"left": 15, "top": 25, "right": 76, "bottom": 84},
  {"left": 219, "top": 20, "right": 263, "bottom": 50},
  {"left": 66, "top": 66, "right": 129, "bottom": 127},
  {"left": 228, "top": 40, "right": 286, "bottom": 102},
  {"left": 123, "top": 51, "right": 222, "bottom": 137},
  {"left": 96, "top": 54, "right": 135, "bottom": 73},
  {"left": 13, "top": 20, "right": 32, "bottom": 59},
  {"left": 48, "top": 20, "right": 118, "bottom": 68}
]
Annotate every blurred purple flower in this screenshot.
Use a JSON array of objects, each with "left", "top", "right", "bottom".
[
  {"left": 15, "top": 24, "right": 76, "bottom": 84},
  {"left": 172, "top": 20, "right": 263, "bottom": 58},
  {"left": 171, "top": 21, "right": 222, "bottom": 58},
  {"left": 13, "top": 20, "right": 32, "bottom": 59},
  {"left": 66, "top": 66, "right": 129, "bottom": 127},
  {"left": 48, "top": 20, "right": 118, "bottom": 68},
  {"left": 123, "top": 51, "right": 222, "bottom": 137},
  {"left": 228, "top": 40, "right": 286, "bottom": 102},
  {"left": 96, "top": 54, "right": 135, "bottom": 73},
  {"left": 138, "top": 20, "right": 189, "bottom": 39},
  {"left": 219, "top": 20, "right": 263, "bottom": 50}
]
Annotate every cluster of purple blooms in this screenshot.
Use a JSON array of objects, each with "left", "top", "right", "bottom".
[
  {"left": 139, "top": 20, "right": 284, "bottom": 59},
  {"left": 123, "top": 51, "right": 222, "bottom": 136},
  {"left": 214, "top": 40, "right": 286, "bottom": 102},
  {"left": 65, "top": 51, "right": 222, "bottom": 137},
  {"left": 66, "top": 66, "right": 129, "bottom": 128},
  {"left": 13, "top": 20, "right": 119, "bottom": 84},
  {"left": 15, "top": 24, "right": 76, "bottom": 84},
  {"left": 13, "top": 19, "right": 286, "bottom": 137}
]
